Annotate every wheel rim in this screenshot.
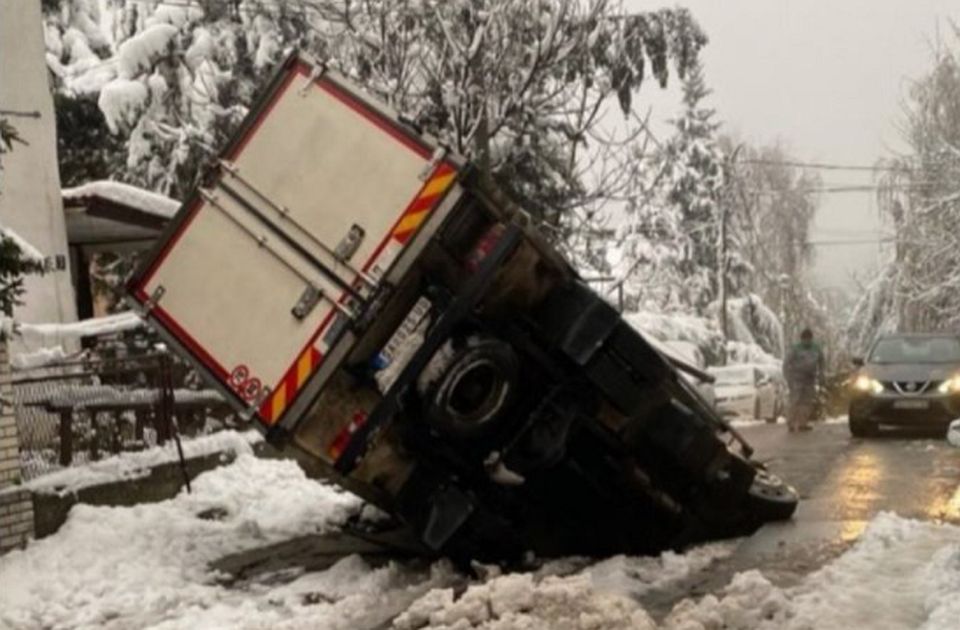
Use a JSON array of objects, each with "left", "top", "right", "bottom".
[
  {"left": 750, "top": 469, "right": 794, "bottom": 501},
  {"left": 449, "top": 361, "right": 497, "bottom": 415},
  {"left": 444, "top": 358, "right": 509, "bottom": 426}
]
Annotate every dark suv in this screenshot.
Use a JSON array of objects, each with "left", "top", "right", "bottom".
[{"left": 849, "top": 333, "right": 960, "bottom": 436}]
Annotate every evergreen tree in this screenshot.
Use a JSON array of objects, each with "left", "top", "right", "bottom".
[
  {"left": 617, "top": 60, "right": 724, "bottom": 314},
  {"left": 0, "top": 120, "right": 45, "bottom": 317},
  {"left": 661, "top": 61, "right": 725, "bottom": 313}
]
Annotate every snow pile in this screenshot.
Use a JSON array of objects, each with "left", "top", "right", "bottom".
[
  {"left": 663, "top": 512, "right": 960, "bottom": 630},
  {"left": 63, "top": 180, "right": 181, "bottom": 218},
  {"left": 8, "top": 430, "right": 260, "bottom": 497},
  {"left": 726, "top": 340, "right": 779, "bottom": 366},
  {"left": 0, "top": 455, "right": 362, "bottom": 630},
  {"left": 394, "top": 572, "right": 657, "bottom": 630},
  {"left": 11, "top": 345, "right": 72, "bottom": 370},
  {"left": 393, "top": 544, "right": 733, "bottom": 630},
  {"left": 580, "top": 543, "right": 734, "bottom": 599},
  {"left": 625, "top": 311, "right": 725, "bottom": 364}
]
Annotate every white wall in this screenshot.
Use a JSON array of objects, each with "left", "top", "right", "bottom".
[{"left": 0, "top": 0, "right": 78, "bottom": 352}]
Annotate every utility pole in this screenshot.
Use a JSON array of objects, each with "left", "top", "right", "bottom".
[{"left": 719, "top": 144, "right": 744, "bottom": 342}]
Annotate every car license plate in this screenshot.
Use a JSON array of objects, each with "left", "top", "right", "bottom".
[{"left": 893, "top": 400, "right": 929, "bottom": 410}]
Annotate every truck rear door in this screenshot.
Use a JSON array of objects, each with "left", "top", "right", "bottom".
[{"left": 127, "top": 54, "right": 464, "bottom": 434}]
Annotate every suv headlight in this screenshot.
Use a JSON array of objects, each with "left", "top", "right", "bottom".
[
  {"left": 937, "top": 376, "right": 960, "bottom": 394},
  {"left": 853, "top": 375, "right": 883, "bottom": 394}
]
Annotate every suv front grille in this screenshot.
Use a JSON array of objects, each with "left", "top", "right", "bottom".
[{"left": 887, "top": 380, "right": 937, "bottom": 395}]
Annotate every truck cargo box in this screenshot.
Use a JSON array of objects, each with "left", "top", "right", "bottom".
[{"left": 129, "top": 54, "right": 465, "bottom": 435}]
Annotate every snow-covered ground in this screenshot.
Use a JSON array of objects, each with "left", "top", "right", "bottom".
[
  {"left": 4, "top": 430, "right": 261, "bottom": 497},
  {"left": 2, "top": 454, "right": 958, "bottom": 629}
]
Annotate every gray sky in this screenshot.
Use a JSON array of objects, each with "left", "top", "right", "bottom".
[{"left": 626, "top": 0, "right": 959, "bottom": 290}]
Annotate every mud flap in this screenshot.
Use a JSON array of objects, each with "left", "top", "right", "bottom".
[
  {"left": 422, "top": 485, "right": 475, "bottom": 551},
  {"left": 536, "top": 282, "right": 620, "bottom": 365}
]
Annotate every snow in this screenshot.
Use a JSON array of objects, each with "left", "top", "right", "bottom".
[
  {"left": 116, "top": 23, "right": 179, "bottom": 80},
  {"left": 63, "top": 180, "right": 180, "bottom": 217},
  {"left": 394, "top": 572, "right": 657, "bottom": 630},
  {"left": 4, "top": 460, "right": 959, "bottom": 630},
  {"left": 10, "top": 345, "right": 71, "bottom": 370},
  {"left": 4, "top": 430, "right": 259, "bottom": 497},
  {"left": 949, "top": 420, "right": 960, "bottom": 447},
  {"left": 0, "top": 223, "right": 45, "bottom": 263},
  {"left": 18, "top": 383, "right": 223, "bottom": 409},
  {"left": 0, "top": 455, "right": 362, "bottom": 630},
  {"left": 663, "top": 513, "right": 960, "bottom": 630},
  {"left": 8, "top": 311, "right": 141, "bottom": 344},
  {"left": 624, "top": 310, "right": 725, "bottom": 365},
  {"left": 98, "top": 77, "right": 149, "bottom": 132}
]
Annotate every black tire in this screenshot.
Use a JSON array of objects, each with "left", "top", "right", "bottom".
[
  {"left": 744, "top": 467, "right": 798, "bottom": 522},
  {"left": 422, "top": 337, "right": 519, "bottom": 440},
  {"left": 848, "top": 413, "right": 876, "bottom": 437}
]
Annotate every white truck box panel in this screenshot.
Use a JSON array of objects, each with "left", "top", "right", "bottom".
[{"left": 130, "top": 57, "right": 461, "bottom": 427}]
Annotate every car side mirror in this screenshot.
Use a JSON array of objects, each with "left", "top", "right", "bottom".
[{"left": 851, "top": 357, "right": 864, "bottom": 368}]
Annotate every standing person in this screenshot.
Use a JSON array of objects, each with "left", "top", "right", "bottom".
[{"left": 783, "top": 328, "right": 825, "bottom": 432}]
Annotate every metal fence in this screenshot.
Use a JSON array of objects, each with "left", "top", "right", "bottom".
[{"left": 12, "top": 353, "right": 241, "bottom": 481}]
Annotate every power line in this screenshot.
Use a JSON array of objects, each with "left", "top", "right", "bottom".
[
  {"left": 805, "top": 238, "right": 895, "bottom": 246},
  {"left": 738, "top": 159, "right": 907, "bottom": 172}
]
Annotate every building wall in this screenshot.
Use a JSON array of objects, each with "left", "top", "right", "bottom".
[
  {"left": 0, "top": 340, "right": 33, "bottom": 553},
  {"left": 0, "top": 0, "right": 78, "bottom": 349}
]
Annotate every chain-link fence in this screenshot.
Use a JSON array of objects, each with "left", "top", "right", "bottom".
[{"left": 13, "top": 353, "right": 241, "bottom": 481}]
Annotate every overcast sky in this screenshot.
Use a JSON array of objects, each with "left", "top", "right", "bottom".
[{"left": 626, "top": 0, "right": 960, "bottom": 291}]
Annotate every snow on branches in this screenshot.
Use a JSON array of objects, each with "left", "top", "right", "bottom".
[
  {"left": 848, "top": 35, "right": 960, "bottom": 348},
  {"left": 43, "top": 0, "right": 706, "bottom": 228}
]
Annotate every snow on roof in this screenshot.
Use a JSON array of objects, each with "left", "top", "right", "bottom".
[
  {"left": 20, "top": 384, "right": 223, "bottom": 409},
  {"left": 9, "top": 311, "right": 143, "bottom": 346},
  {"left": 10, "top": 345, "right": 71, "bottom": 370},
  {"left": 62, "top": 180, "right": 180, "bottom": 219},
  {"left": 0, "top": 223, "right": 45, "bottom": 263}
]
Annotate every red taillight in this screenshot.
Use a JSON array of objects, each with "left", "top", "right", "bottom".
[
  {"left": 465, "top": 223, "right": 506, "bottom": 272},
  {"left": 328, "top": 411, "right": 368, "bottom": 461}
]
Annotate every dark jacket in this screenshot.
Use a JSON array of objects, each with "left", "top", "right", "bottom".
[{"left": 783, "top": 341, "right": 824, "bottom": 389}]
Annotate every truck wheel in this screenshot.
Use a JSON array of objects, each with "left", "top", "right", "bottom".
[
  {"left": 422, "top": 337, "right": 519, "bottom": 440},
  {"left": 849, "top": 414, "right": 876, "bottom": 437},
  {"left": 744, "top": 467, "right": 798, "bottom": 522}
]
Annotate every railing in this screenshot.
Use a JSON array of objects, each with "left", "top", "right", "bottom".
[{"left": 12, "top": 353, "right": 240, "bottom": 481}]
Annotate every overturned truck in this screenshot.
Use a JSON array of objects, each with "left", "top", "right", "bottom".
[{"left": 127, "top": 54, "right": 797, "bottom": 561}]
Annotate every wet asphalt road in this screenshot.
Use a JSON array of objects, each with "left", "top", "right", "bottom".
[
  {"left": 639, "top": 419, "right": 960, "bottom": 614},
  {"left": 214, "top": 419, "right": 960, "bottom": 617}
]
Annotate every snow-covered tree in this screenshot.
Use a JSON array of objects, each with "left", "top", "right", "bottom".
[
  {"left": 720, "top": 139, "right": 821, "bottom": 344},
  {"left": 0, "top": 120, "right": 45, "bottom": 317},
  {"left": 44, "top": 0, "right": 707, "bottom": 246},
  {"left": 850, "top": 32, "right": 960, "bottom": 348},
  {"left": 660, "top": 61, "right": 725, "bottom": 312},
  {"left": 617, "top": 60, "right": 723, "bottom": 314},
  {"left": 44, "top": 0, "right": 316, "bottom": 199}
]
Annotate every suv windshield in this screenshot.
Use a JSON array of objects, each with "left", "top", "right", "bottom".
[{"left": 869, "top": 336, "right": 960, "bottom": 364}]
